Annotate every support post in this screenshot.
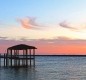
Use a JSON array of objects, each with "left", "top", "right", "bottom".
[
  {"left": 11, "top": 50, "right": 12, "bottom": 67},
  {"left": 16, "top": 50, "right": 18, "bottom": 66},
  {"left": 4, "top": 54, "right": 5, "bottom": 67},
  {"left": 22, "top": 50, "right": 25, "bottom": 66},
  {"left": 15, "top": 50, "right": 17, "bottom": 66},
  {"left": 26, "top": 49, "right": 28, "bottom": 67},
  {"left": 0, "top": 54, "right": 1, "bottom": 67},
  {"left": 33, "top": 49, "right": 35, "bottom": 67},
  {"left": 6, "top": 50, "right": 8, "bottom": 67},
  {"left": 29, "top": 49, "right": 31, "bottom": 67},
  {"left": 17, "top": 50, "right": 20, "bottom": 66},
  {"left": 14, "top": 50, "right": 16, "bottom": 66}
]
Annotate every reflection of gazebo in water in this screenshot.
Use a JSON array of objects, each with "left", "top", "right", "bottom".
[{"left": 4, "top": 44, "right": 37, "bottom": 67}]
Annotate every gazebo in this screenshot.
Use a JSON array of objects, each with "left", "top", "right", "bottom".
[{"left": 4, "top": 44, "right": 37, "bottom": 67}]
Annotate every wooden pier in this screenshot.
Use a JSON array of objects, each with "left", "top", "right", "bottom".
[{"left": 0, "top": 44, "right": 37, "bottom": 67}]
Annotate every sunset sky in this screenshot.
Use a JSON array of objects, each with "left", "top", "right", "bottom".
[{"left": 0, "top": 0, "right": 86, "bottom": 55}]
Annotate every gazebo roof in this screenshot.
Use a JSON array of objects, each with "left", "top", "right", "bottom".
[{"left": 7, "top": 44, "right": 37, "bottom": 50}]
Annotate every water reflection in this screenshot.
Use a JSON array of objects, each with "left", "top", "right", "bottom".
[{"left": 0, "top": 67, "right": 37, "bottom": 80}]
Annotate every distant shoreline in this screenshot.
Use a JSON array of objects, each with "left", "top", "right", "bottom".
[
  {"left": 1, "top": 54, "right": 86, "bottom": 57},
  {"left": 35, "top": 55, "right": 86, "bottom": 57}
]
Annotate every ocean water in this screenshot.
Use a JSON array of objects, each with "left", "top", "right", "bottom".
[{"left": 0, "top": 56, "right": 86, "bottom": 80}]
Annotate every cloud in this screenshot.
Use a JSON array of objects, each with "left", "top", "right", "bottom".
[
  {"left": 0, "top": 37, "right": 8, "bottom": 40},
  {"left": 38, "top": 38, "right": 86, "bottom": 46},
  {"left": 59, "top": 21, "right": 86, "bottom": 31},
  {"left": 17, "top": 17, "right": 41, "bottom": 29},
  {"left": 57, "top": 36, "right": 71, "bottom": 40},
  {"left": 1, "top": 38, "right": 86, "bottom": 46},
  {"left": 59, "top": 21, "right": 77, "bottom": 30}
]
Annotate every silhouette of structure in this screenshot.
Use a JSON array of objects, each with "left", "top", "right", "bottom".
[{"left": 0, "top": 44, "right": 37, "bottom": 67}]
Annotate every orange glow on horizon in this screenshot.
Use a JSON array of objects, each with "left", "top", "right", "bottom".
[
  {"left": 1, "top": 44, "right": 86, "bottom": 55},
  {"left": 36, "top": 44, "right": 86, "bottom": 55}
]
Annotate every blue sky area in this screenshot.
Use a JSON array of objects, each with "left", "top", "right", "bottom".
[{"left": 0, "top": 0, "right": 86, "bottom": 25}]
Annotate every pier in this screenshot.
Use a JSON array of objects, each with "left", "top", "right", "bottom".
[{"left": 0, "top": 44, "right": 37, "bottom": 67}]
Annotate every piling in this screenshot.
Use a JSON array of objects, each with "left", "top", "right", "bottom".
[{"left": 0, "top": 54, "right": 1, "bottom": 67}]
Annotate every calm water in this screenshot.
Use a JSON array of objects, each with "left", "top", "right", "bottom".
[{"left": 1, "top": 56, "right": 86, "bottom": 80}]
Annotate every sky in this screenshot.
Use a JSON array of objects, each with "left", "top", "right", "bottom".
[{"left": 1, "top": 0, "right": 86, "bottom": 55}]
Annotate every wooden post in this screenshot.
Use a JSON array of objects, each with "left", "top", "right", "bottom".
[
  {"left": 33, "top": 49, "right": 35, "bottom": 67},
  {"left": 17, "top": 50, "right": 20, "bottom": 66},
  {"left": 6, "top": 50, "right": 8, "bottom": 67},
  {"left": 29, "top": 49, "right": 31, "bottom": 67},
  {"left": 6, "top": 54, "right": 7, "bottom": 67},
  {"left": 6, "top": 54, "right": 8, "bottom": 67},
  {"left": 7, "top": 53, "right": 9, "bottom": 67},
  {"left": 26, "top": 49, "right": 28, "bottom": 67},
  {"left": 24, "top": 50, "right": 26, "bottom": 66},
  {"left": 16, "top": 50, "right": 18, "bottom": 66},
  {"left": 11, "top": 50, "right": 12, "bottom": 67},
  {"left": 14, "top": 50, "right": 15, "bottom": 66},
  {"left": 18, "top": 58, "right": 20, "bottom": 66},
  {"left": 4, "top": 54, "right": 5, "bottom": 67},
  {"left": 14, "top": 50, "right": 16, "bottom": 66},
  {"left": 22, "top": 50, "right": 24, "bottom": 66},
  {"left": 0, "top": 54, "right": 1, "bottom": 67},
  {"left": 15, "top": 50, "right": 17, "bottom": 66}
]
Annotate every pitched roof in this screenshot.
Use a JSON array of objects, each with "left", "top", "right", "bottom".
[{"left": 7, "top": 44, "right": 37, "bottom": 50}]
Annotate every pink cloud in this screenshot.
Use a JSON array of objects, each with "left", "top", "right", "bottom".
[
  {"left": 59, "top": 21, "right": 77, "bottom": 30},
  {"left": 17, "top": 17, "right": 41, "bottom": 29},
  {"left": 57, "top": 36, "right": 71, "bottom": 40}
]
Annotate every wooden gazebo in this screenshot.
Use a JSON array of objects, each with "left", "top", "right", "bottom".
[{"left": 4, "top": 44, "right": 37, "bottom": 67}]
